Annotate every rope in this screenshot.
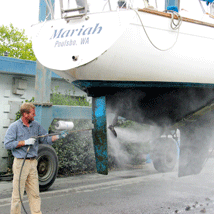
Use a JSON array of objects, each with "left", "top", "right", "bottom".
[
  {"left": 130, "top": 7, "right": 182, "bottom": 51},
  {"left": 168, "top": 10, "right": 182, "bottom": 30}
]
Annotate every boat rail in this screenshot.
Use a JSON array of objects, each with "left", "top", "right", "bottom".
[{"left": 139, "top": 8, "right": 214, "bottom": 28}]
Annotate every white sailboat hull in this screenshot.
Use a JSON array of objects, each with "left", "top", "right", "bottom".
[{"left": 32, "top": 9, "right": 214, "bottom": 85}]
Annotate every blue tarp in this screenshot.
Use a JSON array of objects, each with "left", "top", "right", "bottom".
[{"left": 201, "top": 0, "right": 214, "bottom": 6}]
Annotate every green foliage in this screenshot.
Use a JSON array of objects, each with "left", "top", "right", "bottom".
[
  {"left": 49, "top": 88, "right": 93, "bottom": 175},
  {"left": 0, "top": 23, "right": 36, "bottom": 61},
  {"left": 51, "top": 86, "right": 90, "bottom": 106},
  {"left": 52, "top": 119, "right": 96, "bottom": 175},
  {"left": 119, "top": 119, "right": 150, "bottom": 131},
  {"left": 119, "top": 119, "right": 135, "bottom": 128}
]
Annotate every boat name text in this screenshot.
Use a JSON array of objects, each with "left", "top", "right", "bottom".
[
  {"left": 50, "top": 23, "right": 102, "bottom": 40},
  {"left": 54, "top": 37, "right": 89, "bottom": 47}
]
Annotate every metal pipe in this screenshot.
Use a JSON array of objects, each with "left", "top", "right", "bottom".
[
  {"left": 33, "top": 129, "right": 92, "bottom": 139},
  {"left": 59, "top": 0, "right": 64, "bottom": 18},
  {"left": 84, "top": 0, "right": 88, "bottom": 14},
  {"left": 62, "top": 7, "right": 85, "bottom": 13}
]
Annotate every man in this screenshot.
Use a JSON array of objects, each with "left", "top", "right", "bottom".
[{"left": 4, "top": 102, "right": 66, "bottom": 214}]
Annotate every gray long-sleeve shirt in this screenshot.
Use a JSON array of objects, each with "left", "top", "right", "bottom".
[{"left": 4, "top": 118, "right": 52, "bottom": 158}]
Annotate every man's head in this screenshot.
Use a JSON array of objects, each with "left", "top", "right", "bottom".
[{"left": 20, "top": 103, "right": 36, "bottom": 122}]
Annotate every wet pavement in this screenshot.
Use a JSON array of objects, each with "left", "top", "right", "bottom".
[{"left": 1, "top": 159, "right": 214, "bottom": 213}]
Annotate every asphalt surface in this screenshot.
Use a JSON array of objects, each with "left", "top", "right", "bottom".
[{"left": 1, "top": 160, "right": 214, "bottom": 213}]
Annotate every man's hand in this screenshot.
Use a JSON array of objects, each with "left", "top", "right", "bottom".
[
  {"left": 25, "top": 138, "right": 36, "bottom": 146},
  {"left": 57, "top": 130, "right": 68, "bottom": 140}
]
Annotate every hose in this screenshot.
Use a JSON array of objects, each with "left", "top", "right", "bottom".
[{"left": 19, "top": 146, "right": 31, "bottom": 214}]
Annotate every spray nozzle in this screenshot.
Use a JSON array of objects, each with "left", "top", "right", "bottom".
[{"left": 108, "top": 125, "right": 117, "bottom": 138}]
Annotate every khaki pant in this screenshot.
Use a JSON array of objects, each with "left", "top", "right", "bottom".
[{"left": 11, "top": 157, "right": 42, "bottom": 214}]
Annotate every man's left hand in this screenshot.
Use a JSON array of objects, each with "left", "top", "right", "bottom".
[{"left": 57, "top": 130, "right": 68, "bottom": 139}]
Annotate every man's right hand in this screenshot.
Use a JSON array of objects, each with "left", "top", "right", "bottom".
[{"left": 24, "top": 138, "right": 36, "bottom": 146}]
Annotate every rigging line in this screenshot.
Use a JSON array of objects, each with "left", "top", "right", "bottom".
[
  {"left": 155, "top": 0, "right": 158, "bottom": 9},
  {"left": 44, "top": 0, "right": 54, "bottom": 20},
  {"left": 48, "top": 0, "right": 55, "bottom": 19},
  {"left": 198, "top": 0, "right": 206, "bottom": 14},
  {"left": 108, "top": 0, "right": 112, "bottom": 11},
  {"left": 130, "top": 7, "right": 182, "bottom": 51},
  {"left": 35, "top": 4, "right": 53, "bottom": 38},
  {"left": 102, "top": 1, "right": 109, "bottom": 11}
]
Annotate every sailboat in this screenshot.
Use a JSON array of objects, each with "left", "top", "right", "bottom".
[{"left": 32, "top": 0, "right": 214, "bottom": 177}]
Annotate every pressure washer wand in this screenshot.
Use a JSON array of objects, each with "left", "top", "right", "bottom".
[
  {"left": 32, "top": 120, "right": 92, "bottom": 139},
  {"left": 32, "top": 128, "right": 93, "bottom": 139}
]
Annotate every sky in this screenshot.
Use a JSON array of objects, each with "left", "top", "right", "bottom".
[
  {"left": 0, "top": 0, "right": 208, "bottom": 39},
  {"left": 0, "top": 0, "right": 40, "bottom": 37}
]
